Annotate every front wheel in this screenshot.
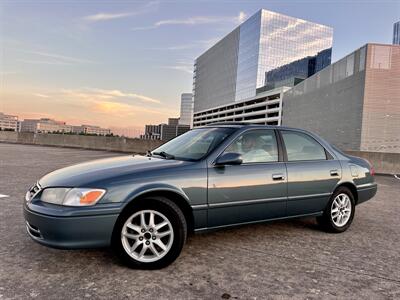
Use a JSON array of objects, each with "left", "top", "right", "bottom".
[
  {"left": 317, "top": 187, "right": 355, "bottom": 233},
  {"left": 112, "top": 197, "right": 187, "bottom": 269}
]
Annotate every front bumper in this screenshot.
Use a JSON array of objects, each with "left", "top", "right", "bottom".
[{"left": 23, "top": 203, "right": 120, "bottom": 249}]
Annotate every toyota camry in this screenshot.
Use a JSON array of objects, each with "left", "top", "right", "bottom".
[{"left": 24, "top": 124, "right": 377, "bottom": 269}]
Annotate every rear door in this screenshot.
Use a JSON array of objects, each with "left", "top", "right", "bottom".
[{"left": 279, "top": 129, "right": 341, "bottom": 216}]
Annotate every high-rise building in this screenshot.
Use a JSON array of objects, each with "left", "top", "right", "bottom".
[
  {"left": 263, "top": 48, "right": 332, "bottom": 90},
  {"left": 179, "top": 93, "right": 193, "bottom": 126},
  {"left": 282, "top": 43, "right": 400, "bottom": 153},
  {"left": 394, "top": 21, "right": 400, "bottom": 45},
  {"left": 140, "top": 118, "right": 190, "bottom": 141},
  {"left": 192, "top": 9, "right": 333, "bottom": 126},
  {"left": 0, "top": 112, "right": 19, "bottom": 131},
  {"left": 167, "top": 118, "right": 179, "bottom": 127}
]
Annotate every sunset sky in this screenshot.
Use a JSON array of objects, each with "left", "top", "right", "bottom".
[{"left": 1, "top": 0, "right": 398, "bottom": 134}]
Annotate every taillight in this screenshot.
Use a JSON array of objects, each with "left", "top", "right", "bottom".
[{"left": 370, "top": 166, "right": 375, "bottom": 176}]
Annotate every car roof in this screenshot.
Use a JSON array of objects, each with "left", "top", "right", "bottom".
[{"left": 197, "top": 122, "right": 296, "bottom": 131}]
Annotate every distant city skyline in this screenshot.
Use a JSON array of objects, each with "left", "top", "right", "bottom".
[{"left": 1, "top": 1, "right": 399, "bottom": 129}]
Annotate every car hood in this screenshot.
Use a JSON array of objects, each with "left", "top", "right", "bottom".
[{"left": 39, "top": 155, "right": 190, "bottom": 188}]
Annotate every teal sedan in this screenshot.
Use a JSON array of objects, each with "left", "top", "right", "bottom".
[{"left": 24, "top": 124, "right": 377, "bottom": 269}]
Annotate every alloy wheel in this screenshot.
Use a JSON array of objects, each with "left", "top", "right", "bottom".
[
  {"left": 331, "top": 193, "right": 352, "bottom": 227},
  {"left": 121, "top": 210, "right": 174, "bottom": 263}
]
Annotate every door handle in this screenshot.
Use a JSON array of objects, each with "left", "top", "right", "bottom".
[
  {"left": 272, "top": 173, "right": 285, "bottom": 181},
  {"left": 330, "top": 169, "right": 339, "bottom": 176}
]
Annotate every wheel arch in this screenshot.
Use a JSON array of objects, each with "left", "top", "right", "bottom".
[
  {"left": 334, "top": 182, "right": 358, "bottom": 204},
  {"left": 118, "top": 187, "right": 195, "bottom": 233}
]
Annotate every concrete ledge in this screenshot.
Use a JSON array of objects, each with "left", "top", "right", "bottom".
[
  {"left": 1, "top": 132, "right": 398, "bottom": 174},
  {"left": 345, "top": 150, "right": 400, "bottom": 175},
  {"left": 0, "top": 131, "right": 163, "bottom": 154}
]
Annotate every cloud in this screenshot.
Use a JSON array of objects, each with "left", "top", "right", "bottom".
[
  {"left": 147, "top": 37, "right": 222, "bottom": 51},
  {"left": 160, "top": 59, "right": 193, "bottom": 74},
  {"left": 94, "top": 101, "right": 132, "bottom": 113},
  {"left": 16, "top": 49, "right": 95, "bottom": 65},
  {"left": 90, "top": 88, "right": 161, "bottom": 104},
  {"left": 238, "top": 11, "right": 247, "bottom": 23},
  {"left": 83, "top": 12, "right": 132, "bottom": 22},
  {"left": 148, "top": 44, "right": 197, "bottom": 51},
  {"left": 17, "top": 59, "right": 74, "bottom": 66},
  {"left": 83, "top": 1, "right": 158, "bottom": 23},
  {"left": 0, "top": 71, "right": 18, "bottom": 76},
  {"left": 33, "top": 93, "right": 50, "bottom": 98},
  {"left": 93, "top": 100, "right": 166, "bottom": 115},
  {"left": 161, "top": 65, "right": 193, "bottom": 74},
  {"left": 62, "top": 88, "right": 161, "bottom": 104},
  {"left": 132, "top": 11, "right": 247, "bottom": 31}
]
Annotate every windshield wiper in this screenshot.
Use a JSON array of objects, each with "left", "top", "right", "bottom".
[{"left": 152, "top": 151, "right": 175, "bottom": 159}]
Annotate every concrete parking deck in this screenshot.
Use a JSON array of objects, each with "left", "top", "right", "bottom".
[{"left": 0, "top": 143, "right": 399, "bottom": 299}]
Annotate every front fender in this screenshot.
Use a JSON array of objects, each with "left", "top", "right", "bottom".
[{"left": 122, "top": 183, "right": 191, "bottom": 206}]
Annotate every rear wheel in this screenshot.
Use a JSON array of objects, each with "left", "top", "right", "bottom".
[
  {"left": 317, "top": 187, "right": 355, "bottom": 233},
  {"left": 113, "top": 196, "right": 187, "bottom": 269}
]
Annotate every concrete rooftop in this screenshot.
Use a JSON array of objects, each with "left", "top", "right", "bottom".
[{"left": 0, "top": 143, "right": 399, "bottom": 299}]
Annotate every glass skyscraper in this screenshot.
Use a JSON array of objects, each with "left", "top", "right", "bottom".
[
  {"left": 179, "top": 93, "right": 193, "bottom": 126},
  {"left": 193, "top": 9, "right": 333, "bottom": 112},
  {"left": 394, "top": 21, "right": 400, "bottom": 45}
]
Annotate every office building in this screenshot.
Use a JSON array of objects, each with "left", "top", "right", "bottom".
[
  {"left": 0, "top": 112, "right": 19, "bottom": 131},
  {"left": 263, "top": 48, "right": 332, "bottom": 90},
  {"left": 141, "top": 118, "right": 190, "bottom": 141},
  {"left": 73, "top": 125, "right": 111, "bottom": 136},
  {"left": 167, "top": 118, "right": 179, "bottom": 127},
  {"left": 20, "top": 118, "right": 111, "bottom": 135},
  {"left": 282, "top": 43, "right": 400, "bottom": 153},
  {"left": 179, "top": 93, "right": 193, "bottom": 126},
  {"left": 394, "top": 21, "right": 400, "bottom": 45},
  {"left": 141, "top": 125, "right": 162, "bottom": 140},
  {"left": 20, "top": 118, "right": 72, "bottom": 133},
  {"left": 193, "top": 8, "right": 333, "bottom": 120}
]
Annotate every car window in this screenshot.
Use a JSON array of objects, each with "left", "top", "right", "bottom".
[
  {"left": 281, "top": 131, "right": 327, "bottom": 161},
  {"left": 223, "top": 130, "right": 278, "bottom": 163},
  {"left": 152, "top": 127, "right": 234, "bottom": 161}
]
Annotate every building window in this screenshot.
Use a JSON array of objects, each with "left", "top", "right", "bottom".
[
  {"left": 346, "top": 53, "right": 354, "bottom": 77},
  {"left": 359, "top": 46, "right": 366, "bottom": 71}
]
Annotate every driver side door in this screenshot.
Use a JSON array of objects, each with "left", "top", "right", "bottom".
[{"left": 207, "top": 129, "right": 287, "bottom": 228}]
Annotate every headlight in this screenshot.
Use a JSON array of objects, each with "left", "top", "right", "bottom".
[
  {"left": 40, "top": 188, "right": 70, "bottom": 205},
  {"left": 41, "top": 188, "right": 106, "bottom": 206}
]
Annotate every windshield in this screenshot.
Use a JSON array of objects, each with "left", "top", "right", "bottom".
[{"left": 151, "top": 127, "right": 235, "bottom": 161}]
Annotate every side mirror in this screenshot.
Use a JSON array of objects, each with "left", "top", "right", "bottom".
[{"left": 215, "top": 152, "right": 243, "bottom": 166}]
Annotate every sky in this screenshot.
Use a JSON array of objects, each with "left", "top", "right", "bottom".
[{"left": 1, "top": 0, "right": 399, "bottom": 135}]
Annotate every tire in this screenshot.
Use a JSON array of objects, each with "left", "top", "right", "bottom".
[
  {"left": 112, "top": 196, "right": 187, "bottom": 269},
  {"left": 317, "top": 187, "right": 355, "bottom": 233}
]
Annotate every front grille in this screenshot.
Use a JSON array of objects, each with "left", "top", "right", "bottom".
[
  {"left": 26, "top": 222, "right": 43, "bottom": 239},
  {"left": 25, "top": 182, "right": 42, "bottom": 202}
]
